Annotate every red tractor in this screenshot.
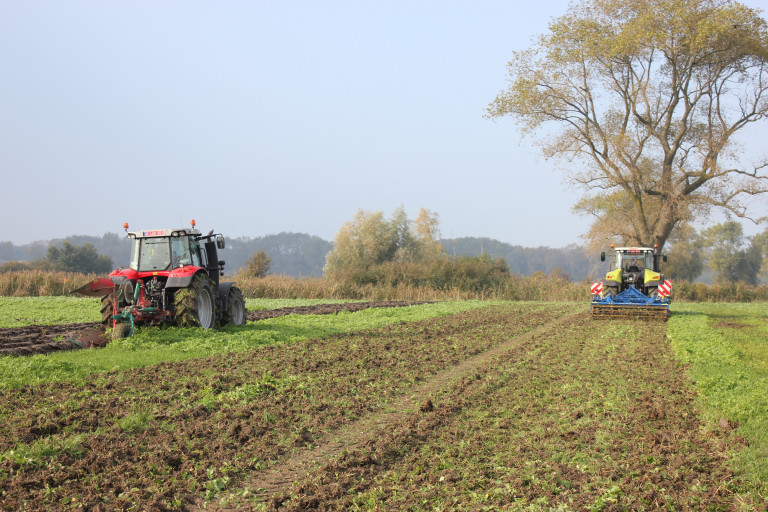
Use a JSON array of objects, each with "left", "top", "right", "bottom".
[{"left": 77, "top": 221, "right": 246, "bottom": 339}]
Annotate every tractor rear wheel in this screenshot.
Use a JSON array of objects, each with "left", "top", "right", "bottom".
[
  {"left": 222, "top": 286, "right": 246, "bottom": 326},
  {"left": 173, "top": 274, "right": 217, "bottom": 329},
  {"left": 100, "top": 295, "right": 115, "bottom": 326}
]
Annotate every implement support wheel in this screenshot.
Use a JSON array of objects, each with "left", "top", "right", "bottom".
[
  {"left": 112, "top": 323, "right": 131, "bottom": 340},
  {"left": 100, "top": 294, "right": 115, "bottom": 326}
]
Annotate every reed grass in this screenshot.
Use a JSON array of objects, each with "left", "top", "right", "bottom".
[
  {"left": 0, "top": 271, "right": 98, "bottom": 297},
  {"left": 1, "top": 270, "right": 765, "bottom": 302}
]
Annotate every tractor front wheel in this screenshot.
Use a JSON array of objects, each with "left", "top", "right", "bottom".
[
  {"left": 173, "top": 274, "right": 217, "bottom": 329},
  {"left": 222, "top": 286, "right": 246, "bottom": 326}
]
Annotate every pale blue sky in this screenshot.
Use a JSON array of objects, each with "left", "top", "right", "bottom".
[{"left": 2, "top": 1, "right": 766, "bottom": 246}]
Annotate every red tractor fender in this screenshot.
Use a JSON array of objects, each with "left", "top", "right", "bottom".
[{"left": 165, "top": 266, "right": 207, "bottom": 289}]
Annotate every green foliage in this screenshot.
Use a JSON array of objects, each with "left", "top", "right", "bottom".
[
  {"left": 240, "top": 250, "right": 271, "bottom": 278},
  {"left": 668, "top": 303, "right": 768, "bottom": 493},
  {"left": 346, "top": 255, "right": 511, "bottom": 293},
  {"left": 673, "top": 281, "right": 768, "bottom": 302},
  {"left": 324, "top": 206, "right": 441, "bottom": 280},
  {"left": 2, "top": 434, "right": 85, "bottom": 469},
  {"left": 664, "top": 224, "right": 704, "bottom": 282},
  {"left": 754, "top": 227, "right": 768, "bottom": 279},
  {"left": 325, "top": 208, "right": 519, "bottom": 293},
  {"left": 0, "top": 296, "right": 101, "bottom": 327},
  {"left": 118, "top": 409, "right": 155, "bottom": 433},
  {"left": 45, "top": 241, "right": 113, "bottom": 274},
  {"left": 701, "top": 222, "right": 763, "bottom": 285}
]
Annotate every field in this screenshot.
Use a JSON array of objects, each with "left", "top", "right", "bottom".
[{"left": 0, "top": 298, "right": 766, "bottom": 510}]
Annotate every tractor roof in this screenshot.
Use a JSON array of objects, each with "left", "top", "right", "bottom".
[
  {"left": 127, "top": 228, "right": 202, "bottom": 239},
  {"left": 614, "top": 247, "right": 655, "bottom": 252}
]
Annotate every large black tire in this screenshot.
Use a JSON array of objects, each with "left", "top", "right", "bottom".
[
  {"left": 100, "top": 295, "right": 115, "bottom": 326},
  {"left": 173, "top": 274, "right": 217, "bottom": 329},
  {"left": 222, "top": 286, "right": 246, "bottom": 326}
]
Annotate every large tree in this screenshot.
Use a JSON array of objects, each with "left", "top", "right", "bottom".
[{"left": 487, "top": 0, "right": 768, "bottom": 249}]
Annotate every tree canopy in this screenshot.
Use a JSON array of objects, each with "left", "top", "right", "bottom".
[
  {"left": 45, "top": 241, "right": 113, "bottom": 274},
  {"left": 241, "top": 250, "right": 272, "bottom": 278},
  {"left": 487, "top": 0, "right": 768, "bottom": 249},
  {"left": 700, "top": 221, "right": 763, "bottom": 284},
  {"left": 323, "top": 206, "right": 441, "bottom": 280}
]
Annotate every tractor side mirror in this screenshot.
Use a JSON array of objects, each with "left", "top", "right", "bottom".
[
  {"left": 600, "top": 252, "right": 605, "bottom": 262},
  {"left": 216, "top": 235, "right": 225, "bottom": 249}
]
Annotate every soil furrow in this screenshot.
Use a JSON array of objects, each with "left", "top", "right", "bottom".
[{"left": 209, "top": 310, "right": 584, "bottom": 509}]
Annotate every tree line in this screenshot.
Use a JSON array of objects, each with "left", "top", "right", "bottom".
[{"left": 2, "top": 214, "right": 766, "bottom": 286}]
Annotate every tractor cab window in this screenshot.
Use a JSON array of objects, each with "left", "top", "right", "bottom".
[
  {"left": 138, "top": 238, "right": 171, "bottom": 271},
  {"left": 129, "top": 240, "right": 141, "bottom": 270},
  {"left": 171, "top": 236, "right": 193, "bottom": 268},
  {"left": 644, "top": 252, "right": 653, "bottom": 269},
  {"left": 190, "top": 241, "right": 202, "bottom": 267},
  {"left": 615, "top": 251, "right": 654, "bottom": 272}
]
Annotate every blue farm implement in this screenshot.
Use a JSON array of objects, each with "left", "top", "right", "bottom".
[
  {"left": 590, "top": 246, "right": 672, "bottom": 320},
  {"left": 591, "top": 285, "right": 670, "bottom": 320}
]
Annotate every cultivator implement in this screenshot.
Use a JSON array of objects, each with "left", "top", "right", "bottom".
[{"left": 591, "top": 285, "right": 669, "bottom": 320}]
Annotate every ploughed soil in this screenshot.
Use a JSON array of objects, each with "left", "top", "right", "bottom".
[
  {"left": 0, "top": 301, "right": 428, "bottom": 357},
  {"left": 0, "top": 303, "right": 746, "bottom": 511}
]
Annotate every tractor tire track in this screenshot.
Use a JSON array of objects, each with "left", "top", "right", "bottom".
[{"left": 202, "top": 306, "right": 582, "bottom": 511}]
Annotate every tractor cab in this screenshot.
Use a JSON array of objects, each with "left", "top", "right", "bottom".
[{"left": 127, "top": 228, "right": 204, "bottom": 272}]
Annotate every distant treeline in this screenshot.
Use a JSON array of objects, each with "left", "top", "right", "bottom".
[
  {"left": 0, "top": 233, "right": 601, "bottom": 280},
  {"left": 443, "top": 238, "right": 599, "bottom": 281}
]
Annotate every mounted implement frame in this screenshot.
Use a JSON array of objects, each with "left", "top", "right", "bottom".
[{"left": 591, "top": 285, "right": 670, "bottom": 319}]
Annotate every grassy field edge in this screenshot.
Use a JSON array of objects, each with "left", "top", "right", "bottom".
[{"left": 668, "top": 303, "right": 768, "bottom": 502}]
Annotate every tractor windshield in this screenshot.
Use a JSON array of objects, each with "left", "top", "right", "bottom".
[
  {"left": 128, "top": 235, "right": 201, "bottom": 271},
  {"left": 614, "top": 251, "right": 653, "bottom": 271},
  {"left": 133, "top": 238, "right": 172, "bottom": 272}
]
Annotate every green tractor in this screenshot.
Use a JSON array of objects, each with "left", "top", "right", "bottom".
[{"left": 591, "top": 246, "right": 672, "bottom": 319}]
